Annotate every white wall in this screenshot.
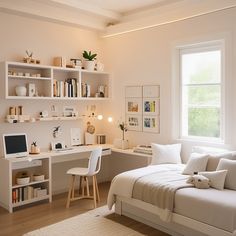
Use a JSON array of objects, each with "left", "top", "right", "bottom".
[
  {"left": 103, "top": 7, "right": 236, "bottom": 162},
  {"left": 0, "top": 11, "right": 107, "bottom": 156}
]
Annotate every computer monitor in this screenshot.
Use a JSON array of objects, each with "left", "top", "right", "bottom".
[{"left": 3, "top": 133, "right": 28, "bottom": 158}]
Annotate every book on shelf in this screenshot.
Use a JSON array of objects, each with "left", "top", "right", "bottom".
[
  {"left": 133, "top": 145, "right": 152, "bottom": 155},
  {"left": 12, "top": 186, "right": 47, "bottom": 203},
  {"left": 53, "top": 78, "right": 78, "bottom": 98}
]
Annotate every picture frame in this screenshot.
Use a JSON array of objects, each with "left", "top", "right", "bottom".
[
  {"left": 125, "top": 98, "right": 142, "bottom": 114},
  {"left": 126, "top": 114, "right": 142, "bottom": 131},
  {"left": 143, "top": 116, "right": 160, "bottom": 133},
  {"left": 63, "top": 106, "right": 76, "bottom": 117},
  {"left": 51, "top": 141, "right": 66, "bottom": 150},
  {"left": 125, "top": 86, "right": 142, "bottom": 98},
  {"left": 143, "top": 85, "right": 160, "bottom": 98},
  {"left": 143, "top": 98, "right": 160, "bottom": 115}
]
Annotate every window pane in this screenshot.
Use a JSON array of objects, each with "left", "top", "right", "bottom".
[
  {"left": 182, "top": 50, "right": 221, "bottom": 84},
  {"left": 188, "top": 107, "right": 220, "bottom": 138},
  {"left": 183, "top": 85, "right": 220, "bottom": 106}
]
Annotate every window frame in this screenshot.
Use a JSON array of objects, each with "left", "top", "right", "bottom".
[{"left": 178, "top": 41, "right": 225, "bottom": 143}]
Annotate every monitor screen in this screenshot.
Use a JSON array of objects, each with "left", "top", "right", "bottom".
[{"left": 3, "top": 133, "right": 28, "bottom": 158}]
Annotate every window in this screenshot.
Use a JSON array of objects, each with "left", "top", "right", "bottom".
[{"left": 179, "top": 43, "right": 224, "bottom": 141}]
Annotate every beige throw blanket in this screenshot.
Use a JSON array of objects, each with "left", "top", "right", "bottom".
[
  {"left": 107, "top": 164, "right": 192, "bottom": 222},
  {"left": 132, "top": 170, "right": 192, "bottom": 221}
]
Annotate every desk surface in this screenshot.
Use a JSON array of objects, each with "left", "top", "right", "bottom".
[
  {"left": 2, "top": 144, "right": 112, "bottom": 163},
  {"left": 1, "top": 144, "right": 151, "bottom": 163}
]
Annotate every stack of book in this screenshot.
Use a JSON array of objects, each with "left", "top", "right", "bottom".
[
  {"left": 12, "top": 186, "right": 47, "bottom": 203},
  {"left": 133, "top": 145, "right": 152, "bottom": 155},
  {"left": 81, "top": 83, "right": 91, "bottom": 97},
  {"left": 53, "top": 78, "right": 79, "bottom": 97}
]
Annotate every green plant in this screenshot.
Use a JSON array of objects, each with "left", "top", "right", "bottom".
[
  {"left": 119, "top": 122, "right": 128, "bottom": 140},
  {"left": 82, "top": 50, "right": 97, "bottom": 61}
]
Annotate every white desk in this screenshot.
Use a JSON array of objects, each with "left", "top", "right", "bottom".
[
  {"left": 0, "top": 144, "right": 112, "bottom": 212},
  {"left": 0, "top": 145, "right": 150, "bottom": 212}
]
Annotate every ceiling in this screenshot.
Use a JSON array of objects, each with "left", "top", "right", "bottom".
[{"left": 0, "top": 0, "right": 236, "bottom": 37}]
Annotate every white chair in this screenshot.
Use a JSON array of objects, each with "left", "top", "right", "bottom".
[{"left": 66, "top": 147, "right": 102, "bottom": 208}]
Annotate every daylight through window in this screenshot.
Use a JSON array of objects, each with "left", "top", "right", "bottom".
[{"left": 180, "top": 44, "right": 223, "bottom": 141}]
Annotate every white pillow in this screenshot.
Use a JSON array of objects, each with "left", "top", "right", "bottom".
[
  {"left": 206, "top": 153, "right": 233, "bottom": 171},
  {"left": 199, "top": 170, "right": 228, "bottom": 190},
  {"left": 217, "top": 159, "right": 236, "bottom": 190},
  {"left": 182, "top": 153, "right": 208, "bottom": 175},
  {"left": 151, "top": 143, "right": 182, "bottom": 165}
]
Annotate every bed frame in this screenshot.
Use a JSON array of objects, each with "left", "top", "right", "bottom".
[{"left": 114, "top": 195, "right": 234, "bottom": 236}]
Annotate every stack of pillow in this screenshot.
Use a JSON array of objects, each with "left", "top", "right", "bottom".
[{"left": 151, "top": 143, "right": 236, "bottom": 191}]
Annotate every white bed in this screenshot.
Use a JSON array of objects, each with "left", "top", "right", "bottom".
[{"left": 107, "top": 164, "right": 236, "bottom": 236}]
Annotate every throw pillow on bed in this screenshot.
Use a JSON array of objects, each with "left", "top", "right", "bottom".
[
  {"left": 206, "top": 153, "right": 233, "bottom": 171},
  {"left": 199, "top": 170, "right": 228, "bottom": 190},
  {"left": 217, "top": 159, "right": 236, "bottom": 190},
  {"left": 182, "top": 153, "right": 208, "bottom": 175},
  {"left": 151, "top": 143, "right": 182, "bottom": 164}
]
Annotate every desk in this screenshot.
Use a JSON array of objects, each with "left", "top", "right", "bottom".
[
  {"left": 0, "top": 145, "right": 150, "bottom": 212},
  {"left": 0, "top": 144, "right": 112, "bottom": 213}
]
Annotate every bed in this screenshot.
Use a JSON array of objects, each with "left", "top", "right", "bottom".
[{"left": 107, "top": 148, "right": 236, "bottom": 236}]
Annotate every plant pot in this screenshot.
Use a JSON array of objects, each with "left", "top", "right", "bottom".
[
  {"left": 84, "top": 60, "right": 95, "bottom": 71},
  {"left": 113, "top": 139, "right": 129, "bottom": 150}
]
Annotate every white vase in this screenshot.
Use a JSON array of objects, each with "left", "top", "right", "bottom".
[
  {"left": 84, "top": 60, "right": 95, "bottom": 71},
  {"left": 113, "top": 139, "right": 129, "bottom": 150},
  {"left": 15, "top": 86, "right": 27, "bottom": 96}
]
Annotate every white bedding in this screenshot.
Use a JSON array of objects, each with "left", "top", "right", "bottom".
[
  {"left": 175, "top": 188, "right": 236, "bottom": 233},
  {"left": 107, "top": 164, "right": 236, "bottom": 234}
]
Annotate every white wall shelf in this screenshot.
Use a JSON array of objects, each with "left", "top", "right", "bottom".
[{"left": 2, "top": 61, "right": 111, "bottom": 100}]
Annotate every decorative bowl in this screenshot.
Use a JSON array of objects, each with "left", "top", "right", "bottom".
[
  {"left": 16, "top": 176, "right": 30, "bottom": 185},
  {"left": 33, "top": 174, "right": 45, "bottom": 181}
]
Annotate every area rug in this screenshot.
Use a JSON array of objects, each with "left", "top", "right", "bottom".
[{"left": 24, "top": 206, "right": 147, "bottom": 236}]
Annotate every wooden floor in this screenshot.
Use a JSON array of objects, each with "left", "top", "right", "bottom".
[{"left": 0, "top": 182, "right": 169, "bottom": 236}]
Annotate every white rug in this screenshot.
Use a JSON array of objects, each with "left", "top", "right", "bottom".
[{"left": 24, "top": 206, "right": 144, "bottom": 236}]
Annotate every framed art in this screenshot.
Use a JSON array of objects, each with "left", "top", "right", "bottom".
[
  {"left": 125, "top": 86, "right": 142, "bottom": 98},
  {"left": 143, "top": 116, "right": 160, "bottom": 133},
  {"left": 126, "top": 98, "right": 142, "bottom": 114},
  {"left": 126, "top": 114, "right": 142, "bottom": 131},
  {"left": 143, "top": 85, "right": 160, "bottom": 98},
  {"left": 143, "top": 98, "right": 160, "bottom": 115}
]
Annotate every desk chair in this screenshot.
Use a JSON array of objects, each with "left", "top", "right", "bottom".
[{"left": 66, "top": 147, "right": 102, "bottom": 208}]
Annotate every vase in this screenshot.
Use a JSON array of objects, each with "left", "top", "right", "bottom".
[
  {"left": 15, "top": 86, "right": 27, "bottom": 96},
  {"left": 84, "top": 60, "right": 95, "bottom": 71},
  {"left": 113, "top": 139, "right": 129, "bottom": 150}
]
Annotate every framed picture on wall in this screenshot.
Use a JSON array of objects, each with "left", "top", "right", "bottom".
[
  {"left": 125, "top": 98, "right": 142, "bottom": 114},
  {"left": 143, "top": 98, "right": 160, "bottom": 115},
  {"left": 125, "top": 86, "right": 142, "bottom": 98},
  {"left": 126, "top": 114, "right": 142, "bottom": 131},
  {"left": 143, "top": 116, "right": 160, "bottom": 133},
  {"left": 143, "top": 85, "right": 160, "bottom": 98}
]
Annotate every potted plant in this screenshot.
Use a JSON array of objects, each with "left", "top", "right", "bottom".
[
  {"left": 113, "top": 121, "right": 129, "bottom": 149},
  {"left": 82, "top": 50, "right": 97, "bottom": 71}
]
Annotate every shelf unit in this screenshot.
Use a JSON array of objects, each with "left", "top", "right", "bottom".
[
  {"left": 0, "top": 155, "right": 51, "bottom": 213},
  {"left": 2, "top": 61, "right": 111, "bottom": 100}
]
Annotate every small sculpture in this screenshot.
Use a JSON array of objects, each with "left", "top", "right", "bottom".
[
  {"left": 53, "top": 126, "right": 61, "bottom": 138},
  {"left": 23, "top": 50, "right": 40, "bottom": 64}
]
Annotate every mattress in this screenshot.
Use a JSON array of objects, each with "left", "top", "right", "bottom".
[{"left": 174, "top": 188, "right": 236, "bottom": 232}]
